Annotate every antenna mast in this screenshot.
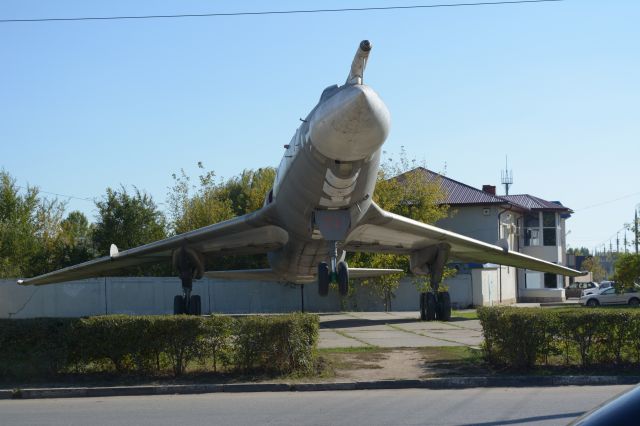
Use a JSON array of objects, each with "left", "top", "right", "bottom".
[{"left": 501, "top": 156, "right": 513, "bottom": 195}]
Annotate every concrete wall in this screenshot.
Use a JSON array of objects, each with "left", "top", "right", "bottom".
[
  {"left": 519, "top": 288, "right": 565, "bottom": 303},
  {"left": 470, "top": 266, "right": 516, "bottom": 306},
  {"left": 436, "top": 206, "right": 500, "bottom": 244},
  {"left": 1, "top": 267, "right": 511, "bottom": 318}
]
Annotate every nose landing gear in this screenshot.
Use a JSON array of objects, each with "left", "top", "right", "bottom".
[{"left": 317, "top": 241, "right": 350, "bottom": 296}]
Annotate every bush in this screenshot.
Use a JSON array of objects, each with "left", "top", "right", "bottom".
[
  {"left": 0, "top": 318, "right": 74, "bottom": 378},
  {"left": 478, "top": 306, "right": 640, "bottom": 369},
  {"left": 234, "top": 313, "right": 319, "bottom": 374},
  {"left": 0, "top": 313, "right": 318, "bottom": 380}
]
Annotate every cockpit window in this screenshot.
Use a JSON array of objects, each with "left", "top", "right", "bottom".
[{"left": 319, "top": 85, "right": 340, "bottom": 103}]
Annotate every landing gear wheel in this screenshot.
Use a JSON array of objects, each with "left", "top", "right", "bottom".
[
  {"left": 337, "top": 261, "right": 349, "bottom": 296},
  {"left": 425, "top": 292, "right": 437, "bottom": 321},
  {"left": 436, "top": 292, "right": 452, "bottom": 322},
  {"left": 188, "top": 295, "right": 202, "bottom": 316},
  {"left": 318, "top": 262, "right": 330, "bottom": 296},
  {"left": 173, "top": 295, "right": 185, "bottom": 315},
  {"left": 420, "top": 293, "right": 427, "bottom": 321}
]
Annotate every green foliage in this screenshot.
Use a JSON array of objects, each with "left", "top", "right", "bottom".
[
  {"left": 200, "top": 315, "right": 235, "bottom": 372},
  {"left": 0, "top": 314, "right": 318, "bottom": 380},
  {"left": 168, "top": 163, "right": 276, "bottom": 235},
  {"left": 0, "top": 171, "right": 41, "bottom": 277},
  {"left": 0, "top": 171, "right": 84, "bottom": 278},
  {"left": 167, "top": 163, "right": 276, "bottom": 270},
  {"left": 412, "top": 266, "right": 457, "bottom": 293},
  {"left": 581, "top": 256, "right": 607, "bottom": 282},
  {"left": 93, "top": 186, "right": 167, "bottom": 254},
  {"left": 234, "top": 313, "right": 319, "bottom": 374},
  {"left": 57, "top": 211, "right": 95, "bottom": 267},
  {"left": 478, "top": 307, "right": 640, "bottom": 369},
  {"left": 374, "top": 149, "right": 449, "bottom": 224},
  {"left": 167, "top": 164, "right": 235, "bottom": 235},
  {"left": 220, "top": 168, "right": 277, "bottom": 217},
  {"left": 614, "top": 253, "right": 640, "bottom": 289},
  {"left": 0, "top": 318, "right": 73, "bottom": 378}
]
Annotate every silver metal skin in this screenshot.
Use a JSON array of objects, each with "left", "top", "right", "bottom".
[{"left": 18, "top": 40, "right": 585, "bottom": 290}]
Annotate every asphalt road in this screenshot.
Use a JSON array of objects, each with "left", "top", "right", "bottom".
[{"left": 0, "top": 385, "right": 631, "bottom": 426}]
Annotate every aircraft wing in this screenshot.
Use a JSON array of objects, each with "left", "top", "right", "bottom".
[
  {"left": 18, "top": 204, "right": 288, "bottom": 286},
  {"left": 344, "top": 203, "right": 584, "bottom": 277}
]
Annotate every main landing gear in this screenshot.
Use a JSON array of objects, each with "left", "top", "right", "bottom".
[
  {"left": 412, "top": 243, "right": 452, "bottom": 322},
  {"left": 173, "top": 247, "right": 204, "bottom": 315},
  {"left": 318, "top": 241, "right": 349, "bottom": 296},
  {"left": 419, "top": 291, "right": 451, "bottom": 321}
]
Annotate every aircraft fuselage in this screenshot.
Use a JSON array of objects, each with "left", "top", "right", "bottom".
[{"left": 265, "top": 53, "right": 391, "bottom": 282}]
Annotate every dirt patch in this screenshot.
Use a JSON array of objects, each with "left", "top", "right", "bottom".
[
  {"left": 323, "top": 347, "right": 487, "bottom": 381},
  {"left": 328, "top": 349, "right": 427, "bottom": 381}
]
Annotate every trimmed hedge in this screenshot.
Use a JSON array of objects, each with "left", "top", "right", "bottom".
[
  {"left": 0, "top": 313, "right": 318, "bottom": 379},
  {"left": 478, "top": 307, "right": 640, "bottom": 369}
]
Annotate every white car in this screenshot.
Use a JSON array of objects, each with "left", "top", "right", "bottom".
[
  {"left": 582, "top": 281, "right": 613, "bottom": 297},
  {"left": 580, "top": 286, "right": 640, "bottom": 307}
]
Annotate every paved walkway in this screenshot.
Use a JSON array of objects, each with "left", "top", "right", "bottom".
[{"left": 318, "top": 311, "right": 483, "bottom": 349}]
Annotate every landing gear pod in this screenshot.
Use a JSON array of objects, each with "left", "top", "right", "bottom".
[{"left": 172, "top": 247, "right": 204, "bottom": 315}]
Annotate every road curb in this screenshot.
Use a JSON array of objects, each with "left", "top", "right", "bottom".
[{"left": 5, "top": 376, "right": 640, "bottom": 399}]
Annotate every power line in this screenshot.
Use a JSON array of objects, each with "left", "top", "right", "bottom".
[
  {"left": 575, "top": 191, "right": 640, "bottom": 212},
  {"left": 0, "top": 0, "right": 564, "bottom": 24},
  {"left": 16, "top": 185, "right": 95, "bottom": 202}
]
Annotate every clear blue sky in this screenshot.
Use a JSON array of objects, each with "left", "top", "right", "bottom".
[{"left": 1, "top": 0, "right": 638, "bottom": 253}]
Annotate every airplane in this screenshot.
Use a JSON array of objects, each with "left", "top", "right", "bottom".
[{"left": 18, "top": 40, "right": 584, "bottom": 321}]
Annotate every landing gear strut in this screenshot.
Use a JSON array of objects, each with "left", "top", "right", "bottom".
[
  {"left": 317, "top": 241, "right": 349, "bottom": 296},
  {"left": 412, "top": 243, "right": 452, "bottom": 322},
  {"left": 173, "top": 247, "right": 203, "bottom": 315}
]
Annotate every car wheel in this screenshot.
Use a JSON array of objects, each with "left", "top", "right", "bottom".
[
  {"left": 587, "top": 299, "right": 599, "bottom": 307},
  {"left": 629, "top": 298, "right": 640, "bottom": 307}
]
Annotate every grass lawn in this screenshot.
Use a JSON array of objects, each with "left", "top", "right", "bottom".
[{"left": 452, "top": 309, "right": 479, "bottom": 320}]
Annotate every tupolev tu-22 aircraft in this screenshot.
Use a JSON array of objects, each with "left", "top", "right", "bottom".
[{"left": 19, "top": 40, "right": 583, "bottom": 320}]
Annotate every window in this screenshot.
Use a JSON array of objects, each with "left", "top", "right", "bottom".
[
  {"left": 544, "top": 273, "right": 557, "bottom": 288},
  {"left": 542, "top": 212, "right": 557, "bottom": 246},
  {"left": 524, "top": 213, "right": 540, "bottom": 246}
]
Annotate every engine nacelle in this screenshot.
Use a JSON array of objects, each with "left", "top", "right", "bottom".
[
  {"left": 172, "top": 247, "right": 205, "bottom": 280},
  {"left": 410, "top": 243, "right": 451, "bottom": 286}
]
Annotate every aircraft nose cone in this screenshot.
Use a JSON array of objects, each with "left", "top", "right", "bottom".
[{"left": 309, "top": 85, "right": 390, "bottom": 161}]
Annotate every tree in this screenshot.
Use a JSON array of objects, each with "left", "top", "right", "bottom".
[
  {"left": 167, "top": 163, "right": 235, "bottom": 235},
  {"left": 567, "top": 247, "right": 590, "bottom": 256},
  {"left": 93, "top": 186, "right": 167, "bottom": 254},
  {"left": 0, "top": 171, "right": 40, "bottom": 277},
  {"left": 0, "top": 170, "right": 72, "bottom": 277},
  {"left": 167, "top": 163, "right": 276, "bottom": 270},
  {"left": 168, "top": 163, "right": 276, "bottom": 235},
  {"left": 220, "top": 168, "right": 276, "bottom": 217},
  {"left": 581, "top": 256, "right": 606, "bottom": 282},
  {"left": 56, "top": 211, "right": 95, "bottom": 267},
  {"left": 614, "top": 253, "right": 640, "bottom": 289}
]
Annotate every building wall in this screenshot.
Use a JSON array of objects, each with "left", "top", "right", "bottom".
[
  {"left": 0, "top": 272, "right": 497, "bottom": 318},
  {"left": 436, "top": 205, "right": 501, "bottom": 244}
]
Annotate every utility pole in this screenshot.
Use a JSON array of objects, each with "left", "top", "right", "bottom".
[
  {"left": 633, "top": 206, "right": 638, "bottom": 254},
  {"left": 616, "top": 233, "right": 619, "bottom": 253},
  {"left": 624, "top": 233, "right": 628, "bottom": 253}
]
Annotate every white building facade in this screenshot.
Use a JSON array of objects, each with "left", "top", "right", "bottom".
[{"left": 407, "top": 168, "right": 572, "bottom": 305}]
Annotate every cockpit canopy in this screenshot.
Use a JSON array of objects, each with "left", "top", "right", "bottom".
[{"left": 319, "top": 84, "right": 340, "bottom": 103}]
